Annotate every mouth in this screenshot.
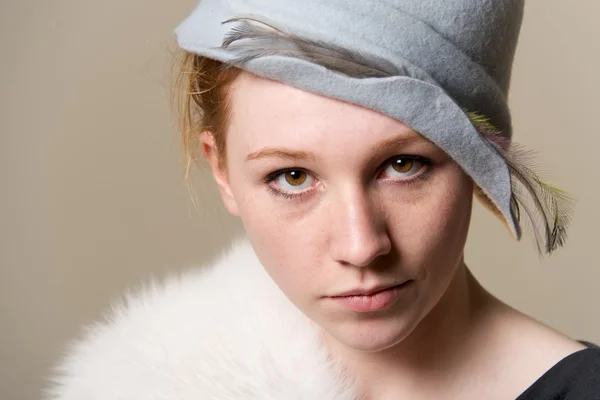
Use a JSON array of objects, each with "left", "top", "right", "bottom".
[
  {"left": 327, "top": 281, "right": 413, "bottom": 313},
  {"left": 330, "top": 281, "right": 411, "bottom": 297}
]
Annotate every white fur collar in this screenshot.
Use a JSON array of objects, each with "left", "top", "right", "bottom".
[{"left": 46, "top": 239, "right": 360, "bottom": 399}]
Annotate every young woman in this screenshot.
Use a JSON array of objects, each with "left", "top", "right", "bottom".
[{"left": 47, "top": 0, "right": 600, "bottom": 399}]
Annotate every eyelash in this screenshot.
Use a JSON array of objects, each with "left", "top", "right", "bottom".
[
  {"left": 263, "top": 155, "right": 433, "bottom": 200},
  {"left": 263, "top": 170, "right": 316, "bottom": 201}
]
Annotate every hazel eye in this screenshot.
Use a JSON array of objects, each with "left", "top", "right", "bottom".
[
  {"left": 284, "top": 170, "right": 307, "bottom": 186},
  {"left": 382, "top": 157, "right": 425, "bottom": 179},
  {"left": 392, "top": 158, "right": 414, "bottom": 173},
  {"left": 273, "top": 169, "right": 315, "bottom": 192}
]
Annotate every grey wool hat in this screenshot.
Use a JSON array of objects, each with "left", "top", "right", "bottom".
[{"left": 175, "top": 0, "right": 571, "bottom": 254}]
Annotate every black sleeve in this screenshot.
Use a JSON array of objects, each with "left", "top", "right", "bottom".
[{"left": 517, "top": 348, "right": 600, "bottom": 400}]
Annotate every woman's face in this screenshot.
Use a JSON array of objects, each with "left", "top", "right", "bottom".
[{"left": 204, "top": 72, "right": 474, "bottom": 352}]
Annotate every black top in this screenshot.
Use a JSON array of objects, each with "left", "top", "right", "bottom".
[{"left": 517, "top": 346, "right": 600, "bottom": 399}]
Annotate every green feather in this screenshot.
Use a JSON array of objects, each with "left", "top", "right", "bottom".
[{"left": 467, "top": 111, "right": 573, "bottom": 255}]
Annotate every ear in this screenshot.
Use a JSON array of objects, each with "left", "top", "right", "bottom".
[{"left": 200, "top": 131, "right": 240, "bottom": 216}]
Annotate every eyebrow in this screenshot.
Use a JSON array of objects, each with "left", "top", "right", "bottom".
[
  {"left": 245, "top": 148, "right": 315, "bottom": 162},
  {"left": 245, "top": 134, "right": 427, "bottom": 162},
  {"left": 369, "top": 134, "right": 426, "bottom": 154}
]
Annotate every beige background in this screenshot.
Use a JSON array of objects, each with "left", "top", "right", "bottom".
[{"left": 1, "top": 0, "right": 599, "bottom": 399}]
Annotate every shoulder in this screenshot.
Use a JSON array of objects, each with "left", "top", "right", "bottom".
[
  {"left": 480, "top": 299, "right": 599, "bottom": 399},
  {"left": 45, "top": 239, "right": 357, "bottom": 400},
  {"left": 517, "top": 346, "right": 600, "bottom": 399}
]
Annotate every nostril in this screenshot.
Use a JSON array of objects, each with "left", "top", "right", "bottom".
[{"left": 334, "top": 233, "right": 392, "bottom": 268}]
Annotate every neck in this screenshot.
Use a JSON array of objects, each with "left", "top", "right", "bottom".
[{"left": 323, "top": 261, "right": 493, "bottom": 398}]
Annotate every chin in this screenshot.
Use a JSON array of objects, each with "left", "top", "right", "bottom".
[{"left": 322, "top": 313, "right": 421, "bottom": 353}]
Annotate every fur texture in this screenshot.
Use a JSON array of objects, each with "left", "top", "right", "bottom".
[{"left": 45, "top": 240, "right": 360, "bottom": 400}]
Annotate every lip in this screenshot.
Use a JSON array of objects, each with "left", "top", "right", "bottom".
[
  {"left": 330, "top": 282, "right": 408, "bottom": 298},
  {"left": 327, "top": 281, "right": 413, "bottom": 313}
]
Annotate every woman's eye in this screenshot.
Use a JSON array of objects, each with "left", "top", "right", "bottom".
[
  {"left": 381, "top": 157, "right": 425, "bottom": 179},
  {"left": 271, "top": 170, "right": 315, "bottom": 192}
]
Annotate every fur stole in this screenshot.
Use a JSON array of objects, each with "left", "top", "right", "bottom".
[{"left": 45, "top": 239, "right": 360, "bottom": 399}]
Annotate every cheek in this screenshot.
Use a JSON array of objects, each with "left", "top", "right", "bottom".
[
  {"left": 386, "top": 171, "right": 473, "bottom": 272},
  {"left": 229, "top": 180, "right": 328, "bottom": 299}
]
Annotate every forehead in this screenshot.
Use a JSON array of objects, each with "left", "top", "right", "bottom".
[{"left": 227, "top": 72, "right": 427, "bottom": 151}]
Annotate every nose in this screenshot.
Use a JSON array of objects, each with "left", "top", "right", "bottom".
[{"left": 328, "top": 189, "right": 392, "bottom": 267}]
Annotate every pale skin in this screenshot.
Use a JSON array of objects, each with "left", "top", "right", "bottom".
[{"left": 201, "top": 72, "right": 584, "bottom": 400}]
